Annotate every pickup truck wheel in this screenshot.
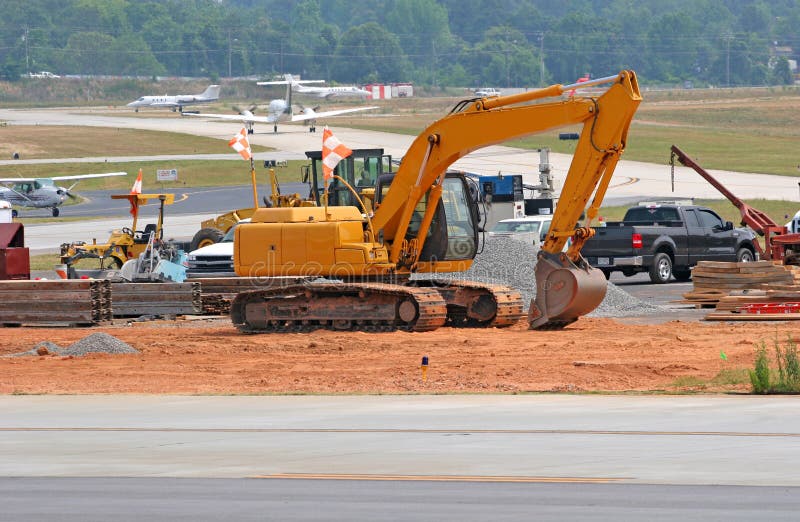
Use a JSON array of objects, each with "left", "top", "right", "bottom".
[
  {"left": 190, "top": 228, "right": 224, "bottom": 251},
  {"left": 673, "top": 268, "right": 692, "bottom": 282},
  {"left": 736, "top": 248, "right": 754, "bottom": 263},
  {"left": 649, "top": 252, "right": 673, "bottom": 284}
]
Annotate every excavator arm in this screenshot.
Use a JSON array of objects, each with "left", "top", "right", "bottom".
[{"left": 372, "top": 71, "right": 641, "bottom": 328}]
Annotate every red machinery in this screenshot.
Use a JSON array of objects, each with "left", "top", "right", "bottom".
[
  {"left": 0, "top": 222, "right": 30, "bottom": 279},
  {"left": 671, "top": 145, "right": 800, "bottom": 264}
]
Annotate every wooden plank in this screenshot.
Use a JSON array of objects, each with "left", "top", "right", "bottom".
[
  {"left": 692, "top": 272, "right": 791, "bottom": 281},
  {"left": 705, "top": 312, "right": 800, "bottom": 321},
  {"left": 114, "top": 303, "right": 203, "bottom": 317},
  {"left": 0, "top": 311, "right": 100, "bottom": 322},
  {"left": 695, "top": 260, "right": 774, "bottom": 269}
]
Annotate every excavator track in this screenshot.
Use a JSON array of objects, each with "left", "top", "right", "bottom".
[
  {"left": 412, "top": 279, "right": 525, "bottom": 328},
  {"left": 230, "top": 282, "right": 447, "bottom": 334}
]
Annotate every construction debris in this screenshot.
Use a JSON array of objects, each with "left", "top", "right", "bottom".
[{"left": 5, "top": 332, "right": 139, "bottom": 357}]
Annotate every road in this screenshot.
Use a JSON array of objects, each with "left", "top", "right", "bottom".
[{"left": 1, "top": 395, "right": 799, "bottom": 519}]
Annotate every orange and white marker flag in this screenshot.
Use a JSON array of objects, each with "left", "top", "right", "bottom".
[
  {"left": 228, "top": 127, "right": 252, "bottom": 161},
  {"left": 129, "top": 168, "right": 143, "bottom": 216},
  {"left": 322, "top": 126, "right": 352, "bottom": 181},
  {"left": 130, "top": 168, "right": 143, "bottom": 194}
]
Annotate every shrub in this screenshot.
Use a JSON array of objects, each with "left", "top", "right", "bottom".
[{"left": 749, "top": 341, "right": 770, "bottom": 394}]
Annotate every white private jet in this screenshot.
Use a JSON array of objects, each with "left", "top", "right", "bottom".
[
  {"left": 258, "top": 74, "right": 371, "bottom": 100},
  {"left": 0, "top": 172, "right": 127, "bottom": 217},
  {"left": 182, "top": 81, "right": 377, "bottom": 134},
  {"left": 127, "top": 85, "right": 220, "bottom": 112}
]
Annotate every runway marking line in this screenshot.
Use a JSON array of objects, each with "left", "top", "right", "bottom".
[
  {"left": 251, "top": 473, "right": 626, "bottom": 484},
  {"left": 1, "top": 427, "right": 799, "bottom": 438}
]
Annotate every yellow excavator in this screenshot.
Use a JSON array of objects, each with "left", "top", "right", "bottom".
[{"left": 231, "top": 70, "right": 641, "bottom": 332}]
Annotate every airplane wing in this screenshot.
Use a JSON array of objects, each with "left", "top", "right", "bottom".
[
  {"left": 0, "top": 178, "right": 37, "bottom": 183},
  {"left": 49, "top": 172, "right": 127, "bottom": 181},
  {"left": 290, "top": 106, "right": 378, "bottom": 123},
  {"left": 257, "top": 80, "right": 325, "bottom": 86},
  {"left": 182, "top": 112, "right": 276, "bottom": 124},
  {"left": 149, "top": 101, "right": 180, "bottom": 108}
]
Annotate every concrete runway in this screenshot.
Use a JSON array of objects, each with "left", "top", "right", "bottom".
[
  {"left": 2, "top": 396, "right": 800, "bottom": 519},
  {"left": 2, "top": 395, "right": 799, "bottom": 486}
]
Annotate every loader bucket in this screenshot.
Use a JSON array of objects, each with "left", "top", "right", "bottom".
[{"left": 528, "top": 252, "right": 608, "bottom": 330}]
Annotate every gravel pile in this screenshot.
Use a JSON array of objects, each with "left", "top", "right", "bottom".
[
  {"left": 414, "top": 236, "right": 663, "bottom": 317},
  {"left": 5, "top": 333, "right": 139, "bottom": 358}
]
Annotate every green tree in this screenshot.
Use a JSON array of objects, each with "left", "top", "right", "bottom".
[
  {"left": 386, "top": 0, "right": 452, "bottom": 80},
  {"left": 331, "top": 22, "right": 408, "bottom": 83},
  {"left": 64, "top": 32, "right": 115, "bottom": 75},
  {"left": 110, "top": 34, "right": 165, "bottom": 76},
  {"left": 770, "top": 56, "right": 794, "bottom": 85}
]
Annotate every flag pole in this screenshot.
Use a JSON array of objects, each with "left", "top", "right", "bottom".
[{"left": 250, "top": 157, "right": 258, "bottom": 208}]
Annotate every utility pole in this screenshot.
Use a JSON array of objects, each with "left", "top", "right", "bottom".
[
  {"left": 539, "top": 31, "right": 545, "bottom": 86},
  {"left": 227, "top": 29, "right": 232, "bottom": 78},
  {"left": 431, "top": 39, "right": 436, "bottom": 88},
  {"left": 725, "top": 34, "right": 731, "bottom": 87},
  {"left": 23, "top": 25, "right": 29, "bottom": 74}
]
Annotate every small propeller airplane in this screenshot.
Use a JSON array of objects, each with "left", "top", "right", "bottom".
[
  {"left": 0, "top": 172, "right": 127, "bottom": 217},
  {"left": 182, "top": 78, "right": 377, "bottom": 134}
]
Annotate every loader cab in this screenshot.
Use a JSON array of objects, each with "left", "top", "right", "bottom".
[
  {"left": 304, "top": 148, "right": 392, "bottom": 209},
  {"left": 376, "top": 172, "right": 480, "bottom": 262}
]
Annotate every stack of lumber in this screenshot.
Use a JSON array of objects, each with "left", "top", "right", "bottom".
[
  {"left": 681, "top": 261, "right": 797, "bottom": 308},
  {"left": 191, "top": 277, "right": 310, "bottom": 316},
  {"left": 706, "top": 287, "right": 800, "bottom": 321},
  {"left": 110, "top": 282, "right": 202, "bottom": 317},
  {"left": 0, "top": 280, "right": 112, "bottom": 326}
]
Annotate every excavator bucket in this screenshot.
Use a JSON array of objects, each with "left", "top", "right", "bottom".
[{"left": 528, "top": 252, "right": 608, "bottom": 330}]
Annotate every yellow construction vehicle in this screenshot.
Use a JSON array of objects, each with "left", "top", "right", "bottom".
[
  {"left": 60, "top": 193, "right": 175, "bottom": 273},
  {"left": 230, "top": 70, "right": 641, "bottom": 332},
  {"left": 189, "top": 149, "right": 390, "bottom": 250}
]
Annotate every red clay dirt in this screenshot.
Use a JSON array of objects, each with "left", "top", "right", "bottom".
[{"left": 0, "top": 317, "right": 793, "bottom": 394}]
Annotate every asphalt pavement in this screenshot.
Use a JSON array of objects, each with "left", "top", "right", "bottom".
[{"left": 2, "top": 395, "right": 800, "bottom": 519}]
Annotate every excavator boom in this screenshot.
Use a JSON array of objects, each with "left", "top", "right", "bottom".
[{"left": 373, "top": 71, "right": 641, "bottom": 328}]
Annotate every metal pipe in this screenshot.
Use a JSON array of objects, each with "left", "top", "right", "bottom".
[{"left": 481, "top": 74, "right": 620, "bottom": 111}]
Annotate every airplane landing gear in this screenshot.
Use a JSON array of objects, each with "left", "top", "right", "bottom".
[
  {"left": 51, "top": 207, "right": 60, "bottom": 217},
  {"left": 273, "top": 124, "right": 278, "bottom": 133}
]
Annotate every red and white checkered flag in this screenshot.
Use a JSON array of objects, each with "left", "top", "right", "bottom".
[
  {"left": 322, "top": 126, "right": 352, "bottom": 181},
  {"left": 228, "top": 127, "right": 252, "bottom": 161}
]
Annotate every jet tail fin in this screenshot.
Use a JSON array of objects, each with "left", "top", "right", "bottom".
[{"left": 200, "top": 85, "right": 221, "bottom": 99}]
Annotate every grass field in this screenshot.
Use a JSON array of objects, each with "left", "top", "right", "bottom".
[
  {"left": 0, "top": 125, "right": 282, "bottom": 190},
  {"left": 0, "top": 159, "right": 307, "bottom": 190}
]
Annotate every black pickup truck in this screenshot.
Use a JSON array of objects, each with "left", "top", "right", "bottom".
[{"left": 582, "top": 204, "right": 757, "bottom": 283}]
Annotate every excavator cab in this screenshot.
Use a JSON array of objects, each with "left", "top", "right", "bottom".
[
  {"left": 376, "top": 172, "right": 479, "bottom": 263},
  {"left": 304, "top": 148, "right": 392, "bottom": 209}
]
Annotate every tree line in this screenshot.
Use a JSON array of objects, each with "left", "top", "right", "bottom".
[{"left": 1, "top": 0, "right": 797, "bottom": 88}]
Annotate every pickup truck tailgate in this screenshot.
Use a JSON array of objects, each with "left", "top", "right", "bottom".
[{"left": 582, "top": 226, "right": 636, "bottom": 266}]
